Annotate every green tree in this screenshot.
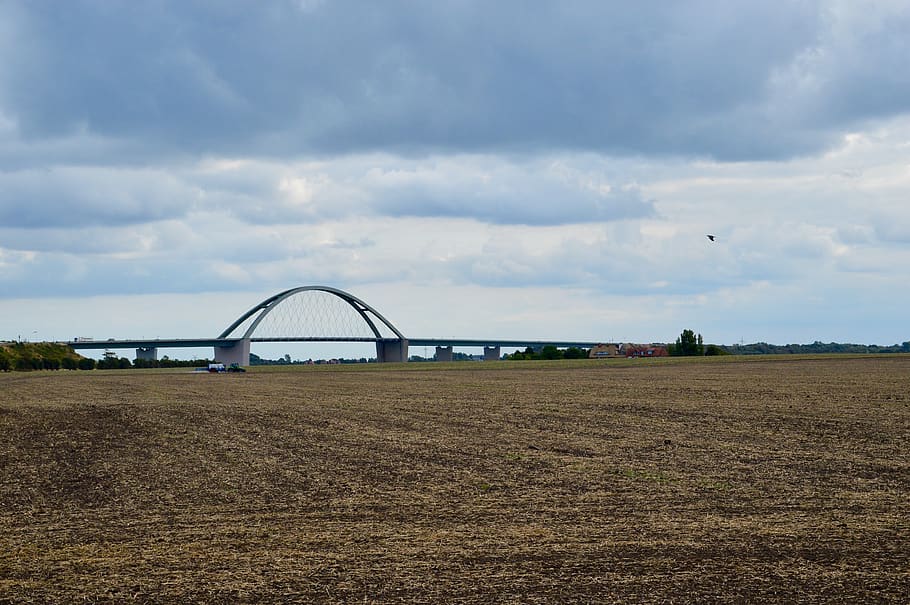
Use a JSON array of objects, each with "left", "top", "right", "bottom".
[
  {"left": 540, "top": 345, "right": 562, "bottom": 360},
  {"left": 673, "top": 329, "right": 704, "bottom": 356},
  {"left": 563, "top": 347, "right": 588, "bottom": 359},
  {"left": 508, "top": 346, "right": 536, "bottom": 360},
  {"left": 97, "top": 351, "right": 121, "bottom": 369}
]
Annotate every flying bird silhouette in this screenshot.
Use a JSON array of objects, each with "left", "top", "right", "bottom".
[{"left": 706, "top": 234, "right": 716, "bottom": 242}]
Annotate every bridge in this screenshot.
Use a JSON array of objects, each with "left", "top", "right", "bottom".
[{"left": 67, "top": 286, "right": 604, "bottom": 365}]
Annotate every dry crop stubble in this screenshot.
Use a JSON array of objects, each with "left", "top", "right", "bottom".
[{"left": 0, "top": 356, "right": 908, "bottom": 602}]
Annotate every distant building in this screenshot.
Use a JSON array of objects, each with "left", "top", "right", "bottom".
[
  {"left": 590, "top": 343, "right": 668, "bottom": 358},
  {"left": 589, "top": 344, "right": 620, "bottom": 358},
  {"left": 624, "top": 344, "right": 668, "bottom": 358}
]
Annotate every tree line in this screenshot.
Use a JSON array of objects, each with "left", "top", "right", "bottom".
[
  {"left": 723, "top": 340, "right": 910, "bottom": 355},
  {"left": 667, "top": 330, "right": 909, "bottom": 356},
  {"left": 506, "top": 345, "right": 589, "bottom": 361},
  {"left": 0, "top": 343, "right": 213, "bottom": 372},
  {"left": 0, "top": 342, "right": 94, "bottom": 371}
]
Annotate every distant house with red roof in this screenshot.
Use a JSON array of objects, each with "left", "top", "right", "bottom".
[{"left": 589, "top": 343, "right": 668, "bottom": 358}]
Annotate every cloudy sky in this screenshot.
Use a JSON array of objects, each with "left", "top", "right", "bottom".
[{"left": 1, "top": 0, "right": 909, "bottom": 358}]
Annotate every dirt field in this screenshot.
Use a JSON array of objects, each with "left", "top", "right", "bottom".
[{"left": 1, "top": 356, "right": 908, "bottom": 603}]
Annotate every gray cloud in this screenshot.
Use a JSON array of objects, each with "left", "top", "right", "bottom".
[
  {"left": 2, "top": 1, "right": 907, "bottom": 162},
  {"left": 873, "top": 217, "right": 910, "bottom": 244},
  {"left": 360, "top": 158, "right": 655, "bottom": 225},
  {"left": 0, "top": 253, "right": 240, "bottom": 298},
  {"left": 386, "top": 184, "right": 652, "bottom": 226},
  {"left": 0, "top": 167, "right": 195, "bottom": 228},
  {"left": 0, "top": 152, "right": 655, "bottom": 273},
  {"left": 176, "top": 155, "right": 654, "bottom": 226}
]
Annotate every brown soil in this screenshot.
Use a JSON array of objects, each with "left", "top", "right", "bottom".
[{"left": 1, "top": 356, "right": 908, "bottom": 603}]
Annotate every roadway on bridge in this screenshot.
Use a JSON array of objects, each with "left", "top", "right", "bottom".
[{"left": 67, "top": 337, "right": 602, "bottom": 351}]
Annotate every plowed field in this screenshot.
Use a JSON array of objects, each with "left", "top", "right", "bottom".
[{"left": 1, "top": 356, "right": 908, "bottom": 603}]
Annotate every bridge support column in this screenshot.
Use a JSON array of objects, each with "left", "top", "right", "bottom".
[
  {"left": 435, "top": 346, "right": 453, "bottom": 362},
  {"left": 376, "top": 339, "right": 409, "bottom": 363},
  {"left": 214, "top": 338, "right": 251, "bottom": 366},
  {"left": 136, "top": 347, "right": 158, "bottom": 361},
  {"left": 484, "top": 346, "right": 501, "bottom": 361}
]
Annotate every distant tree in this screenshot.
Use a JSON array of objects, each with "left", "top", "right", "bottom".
[
  {"left": 540, "top": 345, "right": 562, "bottom": 360},
  {"left": 78, "top": 357, "right": 96, "bottom": 370},
  {"left": 673, "top": 329, "right": 704, "bottom": 356},
  {"left": 563, "top": 347, "right": 588, "bottom": 359},
  {"left": 504, "top": 346, "right": 530, "bottom": 360},
  {"left": 97, "top": 351, "right": 120, "bottom": 369}
]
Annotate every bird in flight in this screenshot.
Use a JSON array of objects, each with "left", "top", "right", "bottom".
[{"left": 706, "top": 234, "right": 716, "bottom": 242}]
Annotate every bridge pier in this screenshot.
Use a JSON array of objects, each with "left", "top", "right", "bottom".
[
  {"left": 214, "top": 338, "right": 250, "bottom": 366},
  {"left": 376, "top": 339, "right": 409, "bottom": 363},
  {"left": 484, "top": 346, "right": 501, "bottom": 361},
  {"left": 136, "top": 347, "right": 158, "bottom": 361},
  {"left": 435, "top": 346, "right": 453, "bottom": 362}
]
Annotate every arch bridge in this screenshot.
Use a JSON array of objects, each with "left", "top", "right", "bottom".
[
  {"left": 68, "top": 285, "right": 602, "bottom": 364},
  {"left": 214, "top": 285, "right": 409, "bottom": 364}
]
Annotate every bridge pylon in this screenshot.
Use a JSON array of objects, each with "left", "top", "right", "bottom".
[
  {"left": 213, "top": 338, "right": 251, "bottom": 366},
  {"left": 136, "top": 347, "right": 158, "bottom": 361},
  {"left": 376, "top": 339, "right": 409, "bottom": 363},
  {"left": 484, "top": 346, "right": 501, "bottom": 361}
]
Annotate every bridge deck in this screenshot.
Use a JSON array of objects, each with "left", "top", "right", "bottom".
[
  {"left": 408, "top": 339, "right": 601, "bottom": 348},
  {"left": 68, "top": 337, "right": 604, "bottom": 350}
]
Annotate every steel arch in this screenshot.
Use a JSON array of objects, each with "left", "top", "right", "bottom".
[{"left": 217, "top": 286, "right": 406, "bottom": 341}]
